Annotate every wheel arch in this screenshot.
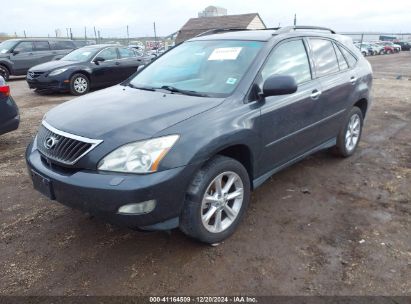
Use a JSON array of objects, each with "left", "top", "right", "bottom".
[{"left": 353, "top": 98, "right": 368, "bottom": 119}]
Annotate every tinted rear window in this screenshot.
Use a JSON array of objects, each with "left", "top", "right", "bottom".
[
  {"left": 34, "top": 41, "right": 50, "bottom": 51},
  {"left": 309, "top": 39, "right": 339, "bottom": 77},
  {"left": 50, "top": 41, "right": 75, "bottom": 50}
]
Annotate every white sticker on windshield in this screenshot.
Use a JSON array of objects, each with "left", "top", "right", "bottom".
[
  {"left": 82, "top": 51, "right": 91, "bottom": 56},
  {"left": 208, "top": 47, "right": 242, "bottom": 61},
  {"left": 0, "top": 50, "right": 7, "bottom": 54}
]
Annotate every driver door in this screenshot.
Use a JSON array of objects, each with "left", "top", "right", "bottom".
[
  {"left": 91, "top": 47, "right": 121, "bottom": 87},
  {"left": 255, "top": 39, "right": 323, "bottom": 175}
]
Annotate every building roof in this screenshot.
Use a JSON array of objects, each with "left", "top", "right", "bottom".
[{"left": 176, "top": 13, "right": 266, "bottom": 43}]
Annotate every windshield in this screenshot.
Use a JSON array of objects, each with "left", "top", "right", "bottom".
[
  {"left": 129, "top": 40, "right": 264, "bottom": 97},
  {"left": 61, "top": 48, "right": 98, "bottom": 62},
  {"left": 0, "top": 40, "right": 18, "bottom": 54}
]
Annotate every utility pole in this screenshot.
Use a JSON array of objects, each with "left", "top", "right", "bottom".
[
  {"left": 294, "top": 14, "right": 297, "bottom": 26},
  {"left": 93, "top": 26, "right": 97, "bottom": 43},
  {"left": 70, "top": 28, "right": 73, "bottom": 40},
  {"left": 153, "top": 22, "right": 157, "bottom": 54},
  {"left": 66, "top": 28, "right": 69, "bottom": 38},
  {"left": 23, "top": 30, "right": 27, "bottom": 38},
  {"left": 127, "top": 25, "right": 130, "bottom": 45},
  {"left": 98, "top": 30, "right": 101, "bottom": 43},
  {"left": 84, "top": 27, "right": 87, "bottom": 41}
]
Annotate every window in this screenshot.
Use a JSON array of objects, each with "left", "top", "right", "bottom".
[
  {"left": 338, "top": 45, "right": 357, "bottom": 68},
  {"left": 261, "top": 39, "right": 311, "bottom": 85},
  {"left": 97, "top": 48, "right": 118, "bottom": 61},
  {"left": 34, "top": 41, "right": 50, "bottom": 51},
  {"left": 118, "top": 47, "right": 136, "bottom": 59},
  {"left": 50, "top": 41, "right": 75, "bottom": 50},
  {"left": 14, "top": 41, "right": 33, "bottom": 53},
  {"left": 333, "top": 43, "right": 348, "bottom": 71},
  {"left": 309, "top": 39, "right": 339, "bottom": 77}
]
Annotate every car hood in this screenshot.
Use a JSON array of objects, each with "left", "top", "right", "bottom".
[
  {"left": 30, "top": 60, "right": 80, "bottom": 72},
  {"left": 44, "top": 85, "right": 224, "bottom": 145}
]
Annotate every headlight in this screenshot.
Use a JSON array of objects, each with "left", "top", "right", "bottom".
[
  {"left": 98, "top": 135, "right": 179, "bottom": 173},
  {"left": 49, "top": 68, "right": 68, "bottom": 76}
]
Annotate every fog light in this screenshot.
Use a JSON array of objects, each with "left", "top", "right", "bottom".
[{"left": 118, "top": 200, "right": 156, "bottom": 215}]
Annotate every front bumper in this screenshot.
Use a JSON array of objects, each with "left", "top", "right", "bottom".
[
  {"left": 26, "top": 141, "right": 197, "bottom": 230},
  {"left": 0, "top": 114, "right": 19, "bottom": 135},
  {"left": 26, "top": 75, "right": 70, "bottom": 92}
]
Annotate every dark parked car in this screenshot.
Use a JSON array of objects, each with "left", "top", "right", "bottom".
[
  {"left": 0, "top": 38, "right": 76, "bottom": 80},
  {"left": 26, "top": 26, "right": 372, "bottom": 244},
  {"left": 26, "top": 44, "right": 146, "bottom": 95},
  {"left": 396, "top": 41, "right": 411, "bottom": 51},
  {"left": 0, "top": 76, "right": 19, "bottom": 135}
]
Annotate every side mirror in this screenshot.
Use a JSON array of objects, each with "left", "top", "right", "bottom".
[
  {"left": 93, "top": 57, "right": 105, "bottom": 64},
  {"left": 12, "top": 50, "right": 20, "bottom": 55},
  {"left": 262, "top": 75, "right": 298, "bottom": 97}
]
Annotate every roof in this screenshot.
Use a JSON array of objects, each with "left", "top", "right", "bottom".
[{"left": 176, "top": 13, "right": 266, "bottom": 43}]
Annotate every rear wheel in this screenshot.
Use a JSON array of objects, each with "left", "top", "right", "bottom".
[
  {"left": 70, "top": 73, "right": 89, "bottom": 95},
  {"left": 180, "top": 156, "right": 250, "bottom": 244},
  {"left": 361, "top": 51, "right": 367, "bottom": 57},
  {"left": 332, "top": 107, "right": 363, "bottom": 157},
  {"left": 0, "top": 65, "right": 10, "bottom": 81}
]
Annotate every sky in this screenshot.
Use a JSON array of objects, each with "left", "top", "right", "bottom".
[{"left": 1, "top": 0, "right": 411, "bottom": 38}]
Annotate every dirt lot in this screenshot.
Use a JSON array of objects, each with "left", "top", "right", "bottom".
[{"left": 0, "top": 52, "right": 410, "bottom": 296}]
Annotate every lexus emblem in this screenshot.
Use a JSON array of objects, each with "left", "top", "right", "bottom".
[{"left": 44, "top": 136, "right": 59, "bottom": 150}]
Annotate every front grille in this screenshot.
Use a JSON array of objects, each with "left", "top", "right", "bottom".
[
  {"left": 27, "top": 71, "right": 44, "bottom": 79},
  {"left": 36, "top": 121, "right": 102, "bottom": 166}
]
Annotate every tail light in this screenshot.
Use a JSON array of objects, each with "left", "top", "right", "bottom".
[{"left": 0, "top": 85, "right": 10, "bottom": 96}]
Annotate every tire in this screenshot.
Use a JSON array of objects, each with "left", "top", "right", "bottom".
[
  {"left": 379, "top": 50, "right": 385, "bottom": 55},
  {"left": 361, "top": 51, "right": 367, "bottom": 57},
  {"left": 180, "top": 155, "right": 251, "bottom": 244},
  {"left": 70, "top": 73, "right": 90, "bottom": 95},
  {"left": 0, "top": 65, "right": 10, "bottom": 81},
  {"left": 333, "top": 107, "right": 363, "bottom": 157}
]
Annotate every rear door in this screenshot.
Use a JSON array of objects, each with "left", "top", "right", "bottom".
[
  {"left": 307, "top": 38, "right": 358, "bottom": 143},
  {"left": 49, "top": 40, "right": 76, "bottom": 59},
  {"left": 11, "top": 41, "right": 36, "bottom": 74},
  {"left": 256, "top": 38, "right": 324, "bottom": 171},
  {"left": 32, "top": 41, "right": 52, "bottom": 65}
]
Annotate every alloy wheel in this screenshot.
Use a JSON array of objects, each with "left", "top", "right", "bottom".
[
  {"left": 201, "top": 171, "right": 244, "bottom": 233},
  {"left": 73, "top": 76, "right": 88, "bottom": 94},
  {"left": 345, "top": 113, "right": 361, "bottom": 152}
]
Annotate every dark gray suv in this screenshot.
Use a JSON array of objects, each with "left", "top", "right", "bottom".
[
  {"left": 26, "top": 26, "right": 372, "bottom": 244},
  {"left": 0, "top": 38, "right": 76, "bottom": 80}
]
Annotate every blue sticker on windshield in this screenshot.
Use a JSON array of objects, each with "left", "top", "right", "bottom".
[{"left": 226, "top": 78, "right": 237, "bottom": 85}]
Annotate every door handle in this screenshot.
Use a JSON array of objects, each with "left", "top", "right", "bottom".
[
  {"left": 350, "top": 76, "right": 357, "bottom": 84},
  {"left": 310, "top": 89, "right": 322, "bottom": 100}
]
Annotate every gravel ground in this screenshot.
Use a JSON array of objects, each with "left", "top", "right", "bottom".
[{"left": 0, "top": 52, "right": 410, "bottom": 296}]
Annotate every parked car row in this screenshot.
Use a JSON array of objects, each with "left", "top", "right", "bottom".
[
  {"left": 0, "top": 38, "right": 158, "bottom": 95},
  {"left": 354, "top": 40, "right": 407, "bottom": 56}
]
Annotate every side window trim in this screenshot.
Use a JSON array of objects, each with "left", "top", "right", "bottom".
[
  {"left": 335, "top": 42, "right": 358, "bottom": 69},
  {"left": 308, "top": 37, "right": 351, "bottom": 79}
]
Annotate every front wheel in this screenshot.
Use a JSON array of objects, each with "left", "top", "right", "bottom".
[
  {"left": 0, "top": 65, "right": 10, "bottom": 81},
  {"left": 180, "top": 156, "right": 251, "bottom": 244},
  {"left": 333, "top": 107, "right": 363, "bottom": 157},
  {"left": 70, "top": 73, "right": 90, "bottom": 95}
]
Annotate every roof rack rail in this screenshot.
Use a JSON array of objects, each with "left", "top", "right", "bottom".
[
  {"left": 276, "top": 26, "right": 336, "bottom": 34},
  {"left": 195, "top": 28, "right": 250, "bottom": 38}
]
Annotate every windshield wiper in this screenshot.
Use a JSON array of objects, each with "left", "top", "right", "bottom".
[
  {"left": 128, "top": 83, "right": 156, "bottom": 91},
  {"left": 158, "top": 85, "right": 208, "bottom": 97}
]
